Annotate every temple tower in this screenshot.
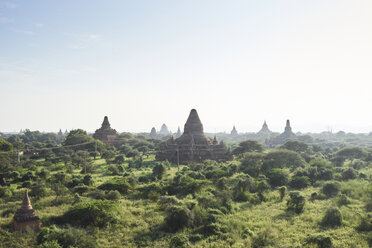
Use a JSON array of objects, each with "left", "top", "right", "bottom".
[
  {"left": 231, "top": 126, "right": 238, "bottom": 136},
  {"left": 159, "top": 124, "right": 170, "bottom": 135},
  {"left": 156, "top": 109, "right": 232, "bottom": 163},
  {"left": 13, "top": 190, "right": 40, "bottom": 232},
  {"left": 149, "top": 127, "right": 157, "bottom": 139},
  {"left": 93, "top": 116, "right": 118, "bottom": 145}
]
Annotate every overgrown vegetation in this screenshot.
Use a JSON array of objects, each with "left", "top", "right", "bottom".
[{"left": 0, "top": 134, "right": 371, "bottom": 247}]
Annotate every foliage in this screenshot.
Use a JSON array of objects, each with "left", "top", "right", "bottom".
[
  {"left": 61, "top": 200, "right": 118, "bottom": 227},
  {"left": 289, "top": 176, "right": 310, "bottom": 189},
  {"left": 267, "top": 168, "right": 289, "bottom": 187},
  {"left": 232, "top": 140, "right": 264, "bottom": 156},
  {"left": 37, "top": 225, "right": 97, "bottom": 248},
  {"left": 262, "top": 149, "right": 306, "bottom": 172},
  {"left": 287, "top": 191, "right": 305, "bottom": 214},
  {"left": 281, "top": 140, "right": 309, "bottom": 153},
  {"left": 321, "top": 207, "right": 343, "bottom": 227},
  {"left": 322, "top": 181, "right": 341, "bottom": 198},
  {"left": 98, "top": 179, "right": 131, "bottom": 194}
]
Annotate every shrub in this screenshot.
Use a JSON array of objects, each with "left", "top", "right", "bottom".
[
  {"left": 322, "top": 182, "right": 341, "bottom": 198},
  {"left": 321, "top": 207, "right": 342, "bottom": 227},
  {"left": 337, "top": 194, "right": 351, "bottom": 206},
  {"left": 357, "top": 215, "right": 372, "bottom": 232},
  {"left": 169, "top": 233, "right": 190, "bottom": 248},
  {"left": 251, "top": 228, "right": 277, "bottom": 248},
  {"left": 165, "top": 206, "right": 194, "bottom": 232},
  {"left": 83, "top": 175, "right": 93, "bottom": 186},
  {"left": 287, "top": 191, "right": 305, "bottom": 214},
  {"left": 108, "top": 165, "right": 121, "bottom": 175},
  {"left": 289, "top": 176, "right": 310, "bottom": 189},
  {"left": 98, "top": 179, "right": 131, "bottom": 194},
  {"left": 37, "top": 225, "right": 97, "bottom": 248},
  {"left": 342, "top": 168, "right": 358, "bottom": 180},
  {"left": 61, "top": 200, "right": 118, "bottom": 227},
  {"left": 304, "top": 234, "right": 332, "bottom": 248},
  {"left": 279, "top": 186, "right": 286, "bottom": 201},
  {"left": 30, "top": 182, "right": 48, "bottom": 198},
  {"left": 267, "top": 168, "right": 289, "bottom": 187},
  {"left": 153, "top": 163, "right": 166, "bottom": 180},
  {"left": 106, "top": 190, "right": 121, "bottom": 201}
]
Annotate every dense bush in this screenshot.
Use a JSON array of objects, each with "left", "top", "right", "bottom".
[
  {"left": 321, "top": 207, "right": 342, "bottom": 227},
  {"left": 61, "top": 200, "right": 118, "bottom": 227},
  {"left": 37, "top": 225, "right": 97, "bottom": 248},
  {"left": 165, "top": 206, "right": 194, "bottom": 232},
  {"left": 304, "top": 234, "right": 332, "bottom": 248},
  {"left": 342, "top": 168, "right": 358, "bottom": 180},
  {"left": 287, "top": 191, "right": 305, "bottom": 214},
  {"left": 322, "top": 182, "right": 341, "bottom": 198},
  {"left": 357, "top": 215, "right": 372, "bottom": 232},
  {"left": 289, "top": 176, "right": 310, "bottom": 189},
  {"left": 267, "top": 168, "right": 289, "bottom": 187},
  {"left": 98, "top": 179, "right": 131, "bottom": 194},
  {"left": 262, "top": 150, "right": 306, "bottom": 172}
]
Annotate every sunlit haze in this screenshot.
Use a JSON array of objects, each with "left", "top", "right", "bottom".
[{"left": 1, "top": 0, "right": 372, "bottom": 133}]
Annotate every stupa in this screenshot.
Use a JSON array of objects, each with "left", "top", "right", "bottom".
[
  {"left": 258, "top": 121, "right": 272, "bottom": 134},
  {"left": 175, "top": 127, "right": 182, "bottom": 138},
  {"left": 156, "top": 109, "right": 232, "bottom": 164},
  {"left": 159, "top": 124, "right": 170, "bottom": 135},
  {"left": 13, "top": 190, "right": 40, "bottom": 231},
  {"left": 93, "top": 116, "right": 118, "bottom": 145},
  {"left": 270, "top": 120, "right": 296, "bottom": 145},
  {"left": 149, "top": 127, "right": 157, "bottom": 139},
  {"left": 231, "top": 126, "right": 238, "bottom": 136}
]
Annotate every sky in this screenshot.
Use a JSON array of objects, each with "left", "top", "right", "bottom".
[{"left": 0, "top": 0, "right": 372, "bottom": 134}]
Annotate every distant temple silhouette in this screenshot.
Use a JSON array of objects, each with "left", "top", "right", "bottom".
[
  {"left": 269, "top": 119, "right": 296, "bottom": 145},
  {"left": 156, "top": 109, "right": 232, "bottom": 164}
]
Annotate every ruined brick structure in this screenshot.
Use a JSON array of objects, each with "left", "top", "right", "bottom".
[{"left": 156, "top": 109, "right": 232, "bottom": 164}]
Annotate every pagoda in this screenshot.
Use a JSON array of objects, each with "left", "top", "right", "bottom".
[
  {"left": 149, "top": 127, "right": 157, "bottom": 139},
  {"left": 13, "top": 190, "right": 40, "bottom": 231},
  {"left": 257, "top": 121, "right": 272, "bottom": 135},
  {"left": 231, "top": 126, "right": 238, "bottom": 136},
  {"left": 269, "top": 120, "right": 296, "bottom": 145},
  {"left": 159, "top": 124, "right": 170, "bottom": 135},
  {"left": 93, "top": 116, "right": 118, "bottom": 145},
  {"left": 156, "top": 109, "right": 232, "bottom": 164},
  {"left": 175, "top": 127, "right": 182, "bottom": 138}
]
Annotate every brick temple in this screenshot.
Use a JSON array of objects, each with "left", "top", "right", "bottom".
[
  {"left": 13, "top": 190, "right": 40, "bottom": 232},
  {"left": 156, "top": 109, "right": 232, "bottom": 164},
  {"left": 93, "top": 116, "right": 118, "bottom": 145}
]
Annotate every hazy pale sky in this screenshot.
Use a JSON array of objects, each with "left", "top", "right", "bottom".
[{"left": 1, "top": 0, "right": 372, "bottom": 133}]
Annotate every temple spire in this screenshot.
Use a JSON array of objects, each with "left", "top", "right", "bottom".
[
  {"left": 285, "top": 119, "right": 292, "bottom": 133},
  {"left": 101, "top": 116, "right": 111, "bottom": 129},
  {"left": 184, "top": 109, "right": 203, "bottom": 135},
  {"left": 21, "top": 189, "right": 33, "bottom": 210}
]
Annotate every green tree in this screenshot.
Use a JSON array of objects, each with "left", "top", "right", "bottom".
[
  {"left": 233, "top": 140, "right": 264, "bottom": 156},
  {"left": 280, "top": 140, "right": 309, "bottom": 153},
  {"left": 262, "top": 149, "right": 306, "bottom": 173}
]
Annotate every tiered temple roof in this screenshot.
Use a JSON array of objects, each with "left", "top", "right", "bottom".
[
  {"left": 156, "top": 109, "right": 232, "bottom": 164},
  {"left": 13, "top": 190, "right": 40, "bottom": 231},
  {"left": 93, "top": 116, "right": 118, "bottom": 145}
]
